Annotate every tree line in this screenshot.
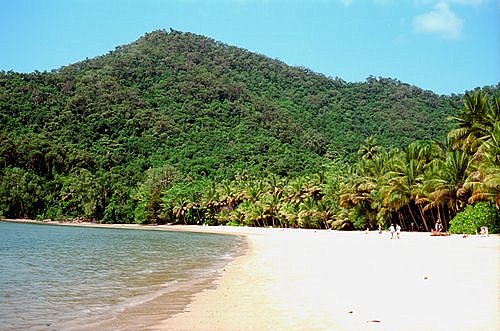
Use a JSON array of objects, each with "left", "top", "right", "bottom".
[
  {"left": 131, "top": 90, "right": 499, "bottom": 234},
  {"left": 3, "top": 90, "right": 495, "bottom": 234}
]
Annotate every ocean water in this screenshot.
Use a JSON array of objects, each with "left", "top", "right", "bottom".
[{"left": 0, "top": 221, "right": 245, "bottom": 330}]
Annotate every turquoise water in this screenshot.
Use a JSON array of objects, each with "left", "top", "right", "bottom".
[{"left": 0, "top": 221, "right": 244, "bottom": 330}]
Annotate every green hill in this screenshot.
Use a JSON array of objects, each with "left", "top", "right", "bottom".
[{"left": 0, "top": 29, "right": 475, "bottom": 222}]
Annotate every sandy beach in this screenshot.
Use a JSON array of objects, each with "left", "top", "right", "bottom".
[
  {"left": 154, "top": 226, "right": 499, "bottom": 331},
  {"left": 3, "top": 220, "right": 498, "bottom": 330}
]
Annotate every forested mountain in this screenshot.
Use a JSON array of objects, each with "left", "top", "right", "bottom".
[{"left": 1, "top": 29, "right": 497, "bottom": 227}]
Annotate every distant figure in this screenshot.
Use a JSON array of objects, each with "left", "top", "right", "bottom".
[
  {"left": 395, "top": 224, "right": 401, "bottom": 239},
  {"left": 389, "top": 224, "right": 395, "bottom": 239},
  {"left": 480, "top": 226, "right": 489, "bottom": 237},
  {"left": 378, "top": 224, "right": 382, "bottom": 234},
  {"left": 365, "top": 227, "right": 369, "bottom": 234},
  {"left": 435, "top": 220, "right": 443, "bottom": 233}
]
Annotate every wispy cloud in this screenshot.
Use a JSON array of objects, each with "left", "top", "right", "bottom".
[{"left": 413, "top": 2, "right": 463, "bottom": 39}]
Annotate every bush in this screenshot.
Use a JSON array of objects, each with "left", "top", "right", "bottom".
[
  {"left": 349, "top": 207, "right": 367, "bottom": 230},
  {"left": 449, "top": 202, "right": 500, "bottom": 234}
]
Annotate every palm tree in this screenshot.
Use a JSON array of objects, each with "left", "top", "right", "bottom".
[
  {"left": 279, "top": 201, "right": 299, "bottom": 228},
  {"left": 338, "top": 167, "right": 378, "bottom": 229},
  {"left": 285, "top": 176, "right": 307, "bottom": 205},
  {"left": 465, "top": 122, "right": 500, "bottom": 207},
  {"left": 448, "top": 91, "right": 498, "bottom": 153},
  {"left": 379, "top": 142, "right": 434, "bottom": 231},
  {"left": 424, "top": 149, "right": 473, "bottom": 230},
  {"left": 357, "top": 136, "right": 382, "bottom": 160},
  {"left": 298, "top": 196, "right": 319, "bottom": 228},
  {"left": 243, "top": 179, "right": 265, "bottom": 203},
  {"left": 264, "top": 193, "right": 282, "bottom": 227}
]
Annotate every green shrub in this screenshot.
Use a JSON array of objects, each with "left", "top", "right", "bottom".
[
  {"left": 449, "top": 202, "right": 500, "bottom": 234},
  {"left": 348, "top": 207, "right": 366, "bottom": 230}
]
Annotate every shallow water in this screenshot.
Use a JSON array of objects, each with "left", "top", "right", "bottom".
[{"left": 0, "top": 221, "right": 244, "bottom": 330}]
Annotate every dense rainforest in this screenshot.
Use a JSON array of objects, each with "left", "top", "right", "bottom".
[{"left": 1, "top": 29, "right": 498, "bottom": 232}]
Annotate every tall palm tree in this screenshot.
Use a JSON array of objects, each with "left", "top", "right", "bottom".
[
  {"left": 448, "top": 91, "right": 498, "bottom": 153},
  {"left": 279, "top": 201, "right": 299, "bottom": 228},
  {"left": 425, "top": 149, "right": 473, "bottom": 229},
  {"left": 297, "top": 197, "right": 315, "bottom": 228},
  {"left": 465, "top": 122, "right": 500, "bottom": 207},
  {"left": 379, "top": 143, "right": 431, "bottom": 230},
  {"left": 339, "top": 168, "right": 378, "bottom": 229}
]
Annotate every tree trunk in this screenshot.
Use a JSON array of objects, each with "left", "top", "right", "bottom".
[
  {"left": 407, "top": 205, "right": 418, "bottom": 231},
  {"left": 418, "top": 205, "right": 430, "bottom": 232},
  {"left": 437, "top": 204, "right": 444, "bottom": 231},
  {"left": 443, "top": 205, "right": 452, "bottom": 231},
  {"left": 397, "top": 212, "right": 404, "bottom": 228},
  {"left": 431, "top": 207, "right": 438, "bottom": 230}
]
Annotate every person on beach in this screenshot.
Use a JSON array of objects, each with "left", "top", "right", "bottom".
[
  {"left": 435, "top": 220, "right": 443, "bottom": 233},
  {"left": 396, "top": 224, "right": 401, "bottom": 239},
  {"left": 389, "top": 224, "right": 395, "bottom": 239},
  {"left": 378, "top": 224, "right": 382, "bottom": 234}
]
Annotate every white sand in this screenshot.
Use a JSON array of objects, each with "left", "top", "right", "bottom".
[{"left": 155, "top": 227, "right": 499, "bottom": 331}]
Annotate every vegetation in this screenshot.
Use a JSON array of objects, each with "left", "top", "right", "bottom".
[
  {"left": 449, "top": 202, "right": 499, "bottom": 234},
  {"left": 0, "top": 29, "right": 498, "bottom": 231}
]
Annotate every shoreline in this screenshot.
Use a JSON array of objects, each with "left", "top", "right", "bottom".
[
  {"left": 3, "top": 219, "right": 499, "bottom": 330},
  {"left": 0, "top": 218, "right": 273, "bottom": 236}
]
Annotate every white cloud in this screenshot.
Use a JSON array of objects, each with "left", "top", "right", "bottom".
[{"left": 413, "top": 2, "right": 464, "bottom": 39}]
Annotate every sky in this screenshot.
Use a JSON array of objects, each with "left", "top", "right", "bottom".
[{"left": 1, "top": 0, "right": 498, "bottom": 95}]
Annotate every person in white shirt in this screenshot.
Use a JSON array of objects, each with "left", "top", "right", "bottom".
[
  {"left": 389, "top": 224, "right": 395, "bottom": 239},
  {"left": 395, "top": 224, "right": 401, "bottom": 239}
]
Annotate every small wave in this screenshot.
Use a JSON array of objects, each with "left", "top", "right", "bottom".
[{"left": 161, "top": 280, "right": 179, "bottom": 288}]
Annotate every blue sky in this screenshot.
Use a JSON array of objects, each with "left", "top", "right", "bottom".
[{"left": 1, "top": 0, "right": 498, "bottom": 95}]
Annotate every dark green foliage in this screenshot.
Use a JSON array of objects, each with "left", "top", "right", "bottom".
[
  {"left": 449, "top": 202, "right": 500, "bottom": 234},
  {"left": 0, "top": 29, "right": 496, "bottom": 225},
  {"left": 0, "top": 167, "right": 49, "bottom": 218}
]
